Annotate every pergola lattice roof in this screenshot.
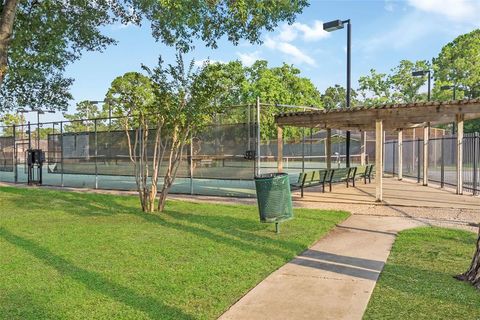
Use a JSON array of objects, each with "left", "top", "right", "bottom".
[{"left": 275, "top": 99, "right": 480, "bottom": 130}]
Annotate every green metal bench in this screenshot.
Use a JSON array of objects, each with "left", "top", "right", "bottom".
[
  {"left": 358, "top": 164, "right": 374, "bottom": 184},
  {"left": 290, "top": 172, "right": 307, "bottom": 197},
  {"left": 326, "top": 167, "right": 357, "bottom": 191},
  {"left": 290, "top": 169, "right": 330, "bottom": 197}
]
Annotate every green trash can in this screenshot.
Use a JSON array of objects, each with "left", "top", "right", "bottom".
[{"left": 254, "top": 173, "right": 294, "bottom": 233}]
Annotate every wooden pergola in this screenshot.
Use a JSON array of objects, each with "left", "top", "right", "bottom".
[{"left": 275, "top": 99, "right": 480, "bottom": 201}]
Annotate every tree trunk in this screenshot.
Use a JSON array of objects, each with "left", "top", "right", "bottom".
[
  {"left": 0, "top": 0, "right": 18, "bottom": 86},
  {"left": 157, "top": 128, "right": 188, "bottom": 212},
  {"left": 455, "top": 226, "right": 480, "bottom": 288}
]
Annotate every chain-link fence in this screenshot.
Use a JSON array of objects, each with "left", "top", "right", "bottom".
[{"left": 0, "top": 107, "right": 380, "bottom": 197}]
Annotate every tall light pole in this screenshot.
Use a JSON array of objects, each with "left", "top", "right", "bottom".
[
  {"left": 412, "top": 69, "right": 432, "bottom": 101},
  {"left": 323, "top": 19, "right": 352, "bottom": 167}
]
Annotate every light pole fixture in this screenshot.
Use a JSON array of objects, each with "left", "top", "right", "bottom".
[
  {"left": 17, "top": 108, "right": 55, "bottom": 148},
  {"left": 323, "top": 18, "right": 352, "bottom": 167},
  {"left": 440, "top": 85, "right": 457, "bottom": 100},
  {"left": 412, "top": 69, "right": 431, "bottom": 101},
  {"left": 88, "top": 100, "right": 112, "bottom": 128},
  {"left": 440, "top": 85, "right": 458, "bottom": 135}
]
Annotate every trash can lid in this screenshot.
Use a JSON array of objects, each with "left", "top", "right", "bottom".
[{"left": 254, "top": 172, "right": 289, "bottom": 180}]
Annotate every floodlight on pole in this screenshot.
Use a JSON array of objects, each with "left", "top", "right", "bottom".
[
  {"left": 412, "top": 69, "right": 432, "bottom": 101},
  {"left": 440, "top": 84, "right": 458, "bottom": 135},
  {"left": 88, "top": 99, "right": 112, "bottom": 128},
  {"left": 16, "top": 108, "right": 56, "bottom": 148},
  {"left": 323, "top": 19, "right": 345, "bottom": 32},
  {"left": 323, "top": 18, "right": 352, "bottom": 167}
]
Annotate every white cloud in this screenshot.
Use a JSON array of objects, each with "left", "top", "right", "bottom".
[
  {"left": 264, "top": 37, "right": 316, "bottom": 66},
  {"left": 277, "top": 20, "right": 329, "bottom": 43},
  {"left": 407, "top": 0, "right": 480, "bottom": 21},
  {"left": 236, "top": 51, "right": 262, "bottom": 66},
  {"left": 384, "top": 0, "right": 396, "bottom": 12}
]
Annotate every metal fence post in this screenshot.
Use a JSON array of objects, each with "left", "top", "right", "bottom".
[
  {"left": 392, "top": 142, "right": 396, "bottom": 176},
  {"left": 417, "top": 138, "right": 421, "bottom": 183},
  {"left": 13, "top": 124, "right": 17, "bottom": 183},
  {"left": 473, "top": 133, "right": 478, "bottom": 195},
  {"left": 190, "top": 134, "right": 194, "bottom": 195},
  {"left": 94, "top": 119, "right": 98, "bottom": 189},
  {"left": 256, "top": 97, "right": 261, "bottom": 177},
  {"left": 302, "top": 127, "right": 305, "bottom": 173},
  {"left": 441, "top": 137, "right": 445, "bottom": 188},
  {"left": 60, "top": 121, "right": 64, "bottom": 187}
]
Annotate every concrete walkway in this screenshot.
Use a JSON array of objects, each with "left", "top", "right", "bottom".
[
  {"left": 219, "top": 178, "right": 479, "bottom": 319},
  {"left": 219, "top": 215, "right": 425, "bottom": 320}
]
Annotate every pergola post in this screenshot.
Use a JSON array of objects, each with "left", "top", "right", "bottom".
[
  {"left": 423, "top": 123, "right": 430, "bottom": 186},
  {"left": 456, "top": 114, "right": 464, "bottom": 195},
  {"left": 398, "top": 129, "right": 403, "bottom": 180},
  {"left": 326, "top": 128, "right": 332, "bottom": 169},
  {"left": 277, "top": 126, "right": 283, "bottom": 173},
  {"left": 360, "top": 130, "right": 367, "bottom": 166},
  {"left": 375, "top": 119, "right": 383, "bottom": 202}
]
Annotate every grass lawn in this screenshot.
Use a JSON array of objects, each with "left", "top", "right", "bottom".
[
  {"left": 364, "top": 227, "right": 480, "bottom": 320},
  {"left": 0, "top": 186, "right": 348, "bottom": 320}
]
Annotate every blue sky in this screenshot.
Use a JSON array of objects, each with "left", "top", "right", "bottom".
[{"left": 31, "top": 0, "right": 480, "bottom": 123}]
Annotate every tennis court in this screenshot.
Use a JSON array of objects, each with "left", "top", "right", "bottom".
[{"left": 0, "top": 105, "right": 369, "bottom": 197}]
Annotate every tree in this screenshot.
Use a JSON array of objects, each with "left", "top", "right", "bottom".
[
  {"left": 390, "top": 60, "right": 430, "bottom": 103},
  {"left": 357, "top": 69, "right": 391, "bottom": 106},
  {"left": 0, "top": 1, "right": 134, "bottom": 112},
  {"left": 0, "top": 1, "right": 307, "bottom": 112},
  {"left": 433, "top": 29, "right": 480, "bottom": 134},
  {"left": 105, "top": 72, "right": 157, "bottom": 212},
  {"left": 63, "top": 101, "right": 108, "bottom": 133},
  {"left": 433, "top": 29, "right": 480, "bottom": 99},
  {"left": 105, "top": 58, "right": 228, "bottom": 212},
  {"left": 0, "top": 112, "right": 24, "bottom": 136},
  {"left": 147, "top": 57, "right": 230, "bottom": 211},
  {"left": 357, "top": 61, "right": 429, "bottom": 106},
  {"left": 456, "top": 228, "right": 480, "bottom": 289},
  {"left": 208, "top": 60, "right": 323, "bottom": 140},
  {"left": 321, "top": 84, "right": 357, "bottom": 109}
]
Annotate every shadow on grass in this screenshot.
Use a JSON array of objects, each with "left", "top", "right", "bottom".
[
  {"left": 0, "top": 186, "right": 309, "bottom": 260},
  {"left": 0, "top": 186, "right": 131, "bottom": 216},
  {"left": 163, "top": 211, "right": 309, "bottom": 247},
  {"left": 0, "top": 227, "right": 194, "bottom": 320},
  {"left": 135, "top": 210, "right": 298, "bottom": 259}
]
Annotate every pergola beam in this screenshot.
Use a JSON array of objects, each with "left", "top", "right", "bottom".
[{"left": 275, "top": 100, "right": 480, "bottom": 131}]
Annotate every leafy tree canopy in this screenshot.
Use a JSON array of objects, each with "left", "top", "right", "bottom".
[
  {"left": 357, "top": 60, "right": 429, "bottom": 106},
  {"left": 202, "top": 59, "right": 322, "bottom": 139},
  {"left": 0, "top": 0, "right": 307, "bottom": 112},
  {"left": 321, "top": 84, "right": 358, "bottom": 110},
  {"left": 63, "top": 100, "right": 108, "bottom": 132},
  {"left": 433, "top": 29, "right": 480, "bottom": 99}
]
